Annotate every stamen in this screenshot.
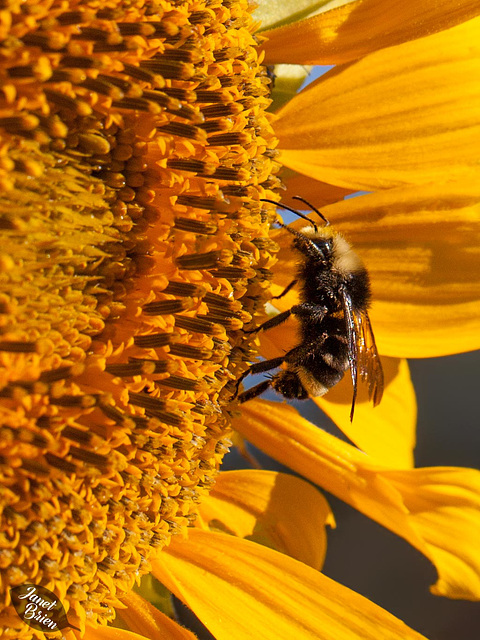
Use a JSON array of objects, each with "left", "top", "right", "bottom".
[
  {"left": 157, "top": 375, "right": 204, "bottom": 391},
  {"left": 139, "top": 59, "right": 195, "bottom": 80},
  {"left": 62, "top": 426, "right": 93, "bottom": 445},
  {"left": 168, "top": 344, "right": 213, "bottom": 360},
  {"left": 134, "top": 333, "right": 172, "bottom": 348},
  {"left": 174, "top": 315, "right": 224, "bottom": 336},
  {"left": 176, "top": 194, "right": 229, "bottom": 210},
  {"left": 208, "top": 132, "right": 250, "bottom": 146},
  {"left": 43, "top": 88, "right": 92, "bottom": 115},
  {"left": 0, "top": 341, "right": 37, "bottom": 352},
  {"left": 128, "top": 391, "right": 166, "bottom": 411},
  {"left": 49, "top": 394, "right": 97, "bottom": 408},
  {"left": 69, "top": 447, "right": 108, "bottom": 467},
  {"left": 162, "top": 281, "right": 207, "bottom": 297},
  {"left": 128, "top": 358, "right": 175, "bottom": 374},
  {"left": 173, "top": 217, "right": 218, "bottom": 234},
  {"left": 157, "top": 122, "right": 205, "bottom": 140},
  {"left": 105, "top": 361, "right": 157, "bottom": 377},
  {"left": 176, "top": 250, "right": 232, "bottom": 270},
  {"left": 142, "top": 298, "right": 194, "bottom": 315}
]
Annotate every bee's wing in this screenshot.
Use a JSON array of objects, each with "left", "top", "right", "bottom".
[
  {"left": 339, "top": 287, "right": 384, "bottom": 421},
  {"left": 355, "top": 310, "right": 384, "bottom": 407}
]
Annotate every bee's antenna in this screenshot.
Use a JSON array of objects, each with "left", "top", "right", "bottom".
[
  {"left": 292, "top": 195, "right": 330, "bottom": 227},
  {"left": 260, "top": 198, "right": 318, "bottom": 233}
]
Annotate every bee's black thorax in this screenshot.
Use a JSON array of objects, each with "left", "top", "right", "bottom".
[{"left": 293, "top": 233, "right": 371, "bottom": 314}]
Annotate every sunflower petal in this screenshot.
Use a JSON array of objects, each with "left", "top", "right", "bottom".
[
  {"left": 384, "top": 467, "right": 480, "bottom": 600},
  {"left": 86, "top": 612, "right": 196, "bottom": 640},
  {"left": 85, "top": 629, "right": 146, "bottom": 640},
  {"left": 323, "top": 182, "right": 480, "bottom": 356},
  {"left": 262, "top": 0, "right": 480, "bottom": 65},
  {"left": 153, "top": 529, "right": 428, "bottom": 640},
  {"left": 268, "top": 181, "right": 480, "bottom": 356},
  {"left": 200, "top": 469, "right": 334, "bottom": 569},
  {"left": 275, "top": 18, "right": 480, "bottom": 190},
  {"left": 234, "top": 400, "right": 480, "bottom": 599},
  {"left": 314, "top": 357, "right": 416, "bottom": 468},
  {"left": 281, "top": 171, "right": 353, "bottom": 206},
  {"left": 116, "top": 591, "right": 197, "bottom": 640}
]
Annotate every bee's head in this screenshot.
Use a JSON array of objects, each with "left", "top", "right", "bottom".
[
  {"left": 292, "top": 224, "right": 336, "bottom": 262},
  {"left": 293, "top": 224, "right": 365, "bottom": 275}
]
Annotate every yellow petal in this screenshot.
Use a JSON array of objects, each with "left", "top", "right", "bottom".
[
  {"left": 384, "top": 467, "right": 480, "bottom": 600},
  {"left": 86, "top": 615, "right": 196, "bottom": 640},
  {"left": 256, "top": 317, "right": 416, "bottom": 467},
  {"left": 85, "top": 629, "right": 146, "bottom": 640},
  {"left": 200, "top": 469, "right": 334, "bottom": 569},
  {"left": 314, "top": 357, "right": 416, "bottom": 468},
  {"left": 117, "top": 591, "right": 197, "bottom": 640},
  {"left": 153, "top": 529, "right": 428, "bottom": 640},
  {"left": 268, "top": 181, "right": 480, "bottom": 356},
  {"left": 262, "top": 0, "right": 480, "bottom": 65},
  {"left": 234, "top": 400, "right": 480, "bottom": 599},
  {"left": 327, "top": 182, "right": 480, "bottom": 356},
  {"left": 275, "top": 18, "right": 480, "bottom": 190}
]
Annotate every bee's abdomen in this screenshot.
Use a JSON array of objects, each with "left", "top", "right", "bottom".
[{"left": 285, "top": 325, "right": 350, "bottom": 397}]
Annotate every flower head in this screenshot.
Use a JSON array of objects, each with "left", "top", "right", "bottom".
[{"left": 0, "top": 0, "right": 278, "bottom": 634}]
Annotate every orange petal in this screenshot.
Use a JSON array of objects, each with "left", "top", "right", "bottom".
[
  {"left": 234, "top": 399, "right": 480, "bottom": 599},
  {"left": 153, "top": 529, "right": 428, "bottom": 640},
  {"left": 275, "top": 18, "right": 480, "bottom": 190},
  {"left": 200, "top": 469, "right": 334, "bottom": 569},
  {"left": 281, "top": 171, "right": 353, "bottom": 206},
  {"left": 117, "top": 591, "right": 197, "bottom": 640},
  {"left": 268, "top": 181, "right": 480, "bottom": 356},
  {"left": 262, "top": 0, "right": 480, "bottom": 65}
]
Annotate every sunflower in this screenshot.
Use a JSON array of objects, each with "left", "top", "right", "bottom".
[{"left": 1, "top": 1, "right": 480, "bottom": 639}]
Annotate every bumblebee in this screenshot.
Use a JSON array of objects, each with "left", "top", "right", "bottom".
[{"left": 236, "top": 197, "right": 384, "bottom": 420}]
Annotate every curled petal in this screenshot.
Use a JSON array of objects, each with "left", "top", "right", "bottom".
[
  {"left": 200, "top": 469, "right": 334, "bottom": 569},
  {"left": 116, "top": 591, "right": 197, "bottom": 640},
  {"left": 86, "top": 607, "right": 197, "bottom": 640},
  {"left": 234, "top": 400, "right": 480, "bottom": 600},
  {"left": 384, "top": 468, "right": 480, "bottom": 600}
]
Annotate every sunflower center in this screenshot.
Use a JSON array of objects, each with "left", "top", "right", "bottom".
[{"left": 0, "top": 0, "right": 279, "bottom": 634}]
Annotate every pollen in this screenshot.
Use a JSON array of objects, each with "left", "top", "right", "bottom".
[{"left": 0, "top": 0, "right": 279, "bottom": 636}]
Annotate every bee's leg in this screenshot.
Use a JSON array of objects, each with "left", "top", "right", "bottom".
[
  {"left": 291, "top": 302, "right": 328, "bottom": 321},
  {"left": 237, "top": 379, "right": 272, "bottom": 403},
  {"left": 271, "top": 279, "right": 297, "bottom": 300},
  {"left": 232, "top": 355, "right": 285, "bottom": 399},
  {"left": 244, "top": 309, "right": 292, "bottom": 334}
]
